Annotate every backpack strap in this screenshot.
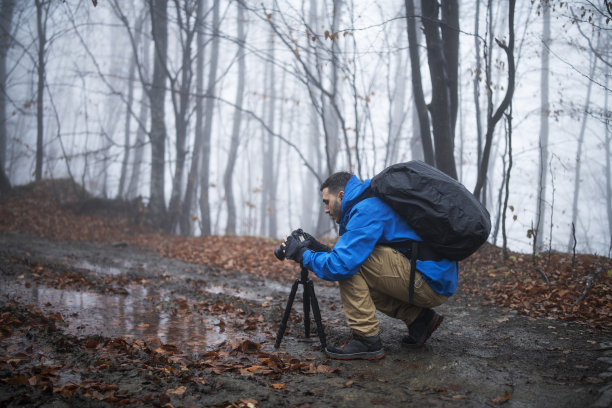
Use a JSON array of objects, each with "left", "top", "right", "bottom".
[
  {"left": 408, "top": 241, "right": 418, "bottom": 304},
  {"left": 381, "top": 240, "right": 441, "bottom": 305},
  {"left": 383, "top": 240, "right": 442, "bottom": 261}
]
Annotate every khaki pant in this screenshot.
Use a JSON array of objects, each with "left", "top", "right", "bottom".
[{"left": 338, "top": 245, "right": 448, "bottom": 337}]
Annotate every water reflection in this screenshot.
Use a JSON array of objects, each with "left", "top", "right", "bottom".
[
  {"left": 1, "top": 282, "right": 233, "bottom": 354},
  {"left": 71, "top": 260, "right": 125, "bottom": 276}
]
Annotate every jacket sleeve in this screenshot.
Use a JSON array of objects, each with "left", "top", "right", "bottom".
[{"left": 302, "top": 206, "right": 383, "bottom": 281}]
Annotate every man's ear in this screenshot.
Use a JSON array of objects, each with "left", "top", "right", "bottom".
[{"left": 338, "top": 190, "right": 344, "bottom": 201}]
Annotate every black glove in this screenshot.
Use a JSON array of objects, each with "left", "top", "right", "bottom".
[
  {"left": 292, "top": 229, "right": 331, "bottom": 253},
  {"left": 284, "top": 234, "right": 309, "bottom": 265}
]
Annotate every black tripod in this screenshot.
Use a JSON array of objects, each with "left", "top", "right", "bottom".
[{"left": 274, "top": 267, "right": 327, "bottom": 350}]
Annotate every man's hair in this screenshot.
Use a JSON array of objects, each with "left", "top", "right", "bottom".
[{"left": 320, "top": 171, "right": 352, "bottom": 194}]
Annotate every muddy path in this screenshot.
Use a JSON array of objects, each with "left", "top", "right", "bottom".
[{"left": 1, "top": 232, "right": 610, "bottom": 407}]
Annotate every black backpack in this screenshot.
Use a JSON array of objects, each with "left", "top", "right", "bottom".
[{"left": 370, "top": 160, "right": 491, "bottom": 261}]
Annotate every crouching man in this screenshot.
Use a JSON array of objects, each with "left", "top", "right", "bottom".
[{"left": 281, "top": 172, "right": 458, "bottom": 360}]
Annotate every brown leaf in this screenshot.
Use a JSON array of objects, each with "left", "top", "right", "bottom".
[
  {"left": 237, "top": 340, "right": 261, "bottom": 354},
  {"left": 343, "top": 380, "right": 354, "bottom": 388},
  {"left": 86, "top": 339, "right": 99, "bottom": 348},
  {"left": 491, "top": 391, "right": 511, "bottom": 404},
  {"left": 4, "top": 374, "right": 29, "bottom": 385},
  {"left": 166, "top": 385, "right": 186, "bottom": 396}
]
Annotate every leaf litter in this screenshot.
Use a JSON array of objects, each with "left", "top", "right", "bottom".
[{"left": 0, "top": 179, "right": 611, "bottom": 407}]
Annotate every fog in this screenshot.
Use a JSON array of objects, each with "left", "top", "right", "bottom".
[{"left": 1, "top": 0, "right": 610, "bottom": 256}]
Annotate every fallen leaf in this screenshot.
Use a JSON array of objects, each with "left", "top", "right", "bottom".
[
  {"left": 166, "top": 385, "right": 186, "bottom": 396},
  {"left": 86, "top": 340, "right": 99, "bottom": 348},
  {"left": 491, "top": 391, "right": 511, "bottom": 404},
  {"left": 237, "top": 340, "right": 261, "bottom": 354}
]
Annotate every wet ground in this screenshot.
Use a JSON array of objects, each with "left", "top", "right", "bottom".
[{"left": 1, "top": 231, "right": 611, "bottom": 407}]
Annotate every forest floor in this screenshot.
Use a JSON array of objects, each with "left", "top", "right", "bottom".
[{"left": 0, "top": 179, "right": 611, "bottom": 407}]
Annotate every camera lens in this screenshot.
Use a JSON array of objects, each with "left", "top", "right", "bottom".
[{"left": 274, "top": 246, "right": 285, "bottom": 261}]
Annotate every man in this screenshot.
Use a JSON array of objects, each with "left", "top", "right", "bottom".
[{"left": 282, "top": 171, "right": 458, "bottom": 360}]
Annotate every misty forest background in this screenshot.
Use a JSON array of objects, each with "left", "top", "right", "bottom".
[{"left": 0, "top": 0, "right": 610, "bottom": 257}]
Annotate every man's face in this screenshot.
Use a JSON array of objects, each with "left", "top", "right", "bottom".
[{"left": 321, "top": 187, "right": 344, "bottom": 224}]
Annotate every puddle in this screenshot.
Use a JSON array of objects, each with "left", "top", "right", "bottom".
[
  {"left": 70, "top": 259, "right": 152, "bottom": 277},
  {"left": 202, "top": 279, "right": 290, "bottom": 301},
  {"left": 203, "top": 282, "right": 273, "bottom": 301},
  {"left": 71, "top": 260, "right": 125, "bottom": 276},
  {"left": 1, "top": 281, "right": 259, "bottom": 354}
]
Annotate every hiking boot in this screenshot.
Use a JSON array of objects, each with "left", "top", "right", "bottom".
[
  {"left": 402, "top": 308, "right": 443, "bottom": 348},
  {"left": 325, "top": 333, "right": 385, "bottom": 360}
]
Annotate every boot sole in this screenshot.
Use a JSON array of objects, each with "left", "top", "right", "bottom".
[{"left": 325, "top": 348, "right": 386, "bottom": 360}]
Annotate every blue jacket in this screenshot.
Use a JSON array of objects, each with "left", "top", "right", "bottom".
[{"left": 302, "top": 175, "right": 458, "bottom": 296}]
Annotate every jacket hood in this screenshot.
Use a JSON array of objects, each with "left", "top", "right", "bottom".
[{"left": 339, "top": 175, "right": 371, "bottom": 233}]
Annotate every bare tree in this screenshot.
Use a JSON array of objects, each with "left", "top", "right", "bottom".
[
  {"left": 0, "top": 0, "right": 15, "bottom": 194},
  {"left": 472, "top": 0, "right": 484, "bottom": 179},
  {"left": 606, "top": 65, "right": 611, "bottom": 256},
  {"left": 148, "top": 0, "right": 169, "bottom": 222},
  {"left": 166, "top": 0, "right": 199, "bottom": 233},
  {"left": 260, "top": 26, "right": 278, "bottom": 238},
  {"left": 180, "top": 0, "right": 207, "bottom": 236},
  {"left": 502, "top": 106, "right": 513, "bottom": 259},
  {"left": 224, "top": 1, "right": 246, "bottom": 235},
  {"left": 405, "top": 0, "right": 434, "bottom": 166},
  {"left": 118, "top": 7, "right": 146, "bottom": 199},
  {"left": 383, "top": 12, "right": 409, "bottom": 168},
  {"left": 403, "top": 0, "right": 459, "bottom": 178},
  {"left": 472, "top": 0, "right": 516, "bottom": 202},
  {"left": 567, "top": 36, "right": 599, "bottom": 252},
  {"left": 126, "top": 15, "right": 151, "bottom": 201},
  {"left": 534, "top": 0, "right": 551, "bottom": 251},
  {"left": 34, "top": 0, "right": 51, "bottom": 181},
  {"left": 199, "top": 0, "right": 220, "bottom": 236}
]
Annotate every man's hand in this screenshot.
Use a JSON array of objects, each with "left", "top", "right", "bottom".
[
  {"left": 284, "top": 235, "right": 309, "bottom": 265},
  {"left": 292, "top": 229, "right": 331, "bottom": 253}
]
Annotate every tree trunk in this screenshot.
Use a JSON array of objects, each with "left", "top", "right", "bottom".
[
  {"left": 385, "top": 21, "right": 408, "bottom": 168},
  {"left": 502, "top": 107, "right": 513, "bottom": 259},
  {"left": 181, "top": 0, "right": 207, "bottom": 236},
  {"left": 199, "top": 0, "right": 220, "bottom": 236},
  {"left": 317, "top": 0, "right": 343, "bottom": 178},
  {"left": 472, "top": 0, "right": 516, "bottom": 201},
  {"left": 404, "top": 0, "right": 434, "bottom": 166},
  {"left": 605, "top": 65, "right": 611, "bottom": 255},
  {"left": 441, "top": 0, "right": 459, "bottom": 139},
  {"left": 421, "top": 0, "right": 457, "bottom": 179},
  {"left": 535, "top": 0, "right": 550, "bottom": 251},
  {"left": 35, "top": 0, "right": 48, "bottom": 182},
  {"left": 0, "top": 0, "right": 15, "bottom": 194},
  {"left": 313, "top": 0, "right": 343, "bottom": 237},
  {"left": 148, "top": 0, "right": 169, "bottom": 222},
  {"left": 167, "top": 0, "right": 196, "bottom": 233},
  {"left": 568, "top": 47, "right": 598, "bottom": 252},
  {"left": 260, "top": 27, "right": 277, "bottom": 238},
  {"left": 301, "top": 0, "right": 321, "bottom": 236},
  {"left": 473, "top": 0, "right": 484, "bottom": 174},
  {"left": 118, "top": 13, "right": 144, "bottom": 199},
  {"left": 126, "top": 12, "right": 151, "bottom": 201},
  {"left": 224, "top": 1, "right": 245, "bottom": 235}
]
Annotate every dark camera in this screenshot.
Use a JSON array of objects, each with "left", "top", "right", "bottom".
[{"left": 274, "top": 229, "right": 306, "bottom": 261}]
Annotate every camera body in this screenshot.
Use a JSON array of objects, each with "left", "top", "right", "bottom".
[{"left": 274, "top": 229, "right": 306, "bottom": 260}]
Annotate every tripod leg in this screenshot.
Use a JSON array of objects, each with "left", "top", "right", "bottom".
[
  {"left": 274, "top": 278, "right": 300, "bottom": 349},
  {"left": 306, "top": 280, "right": 327, "bottom": 350},
  {"left": 303, "top": 280, "right": 311, "bottom": 338}
]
